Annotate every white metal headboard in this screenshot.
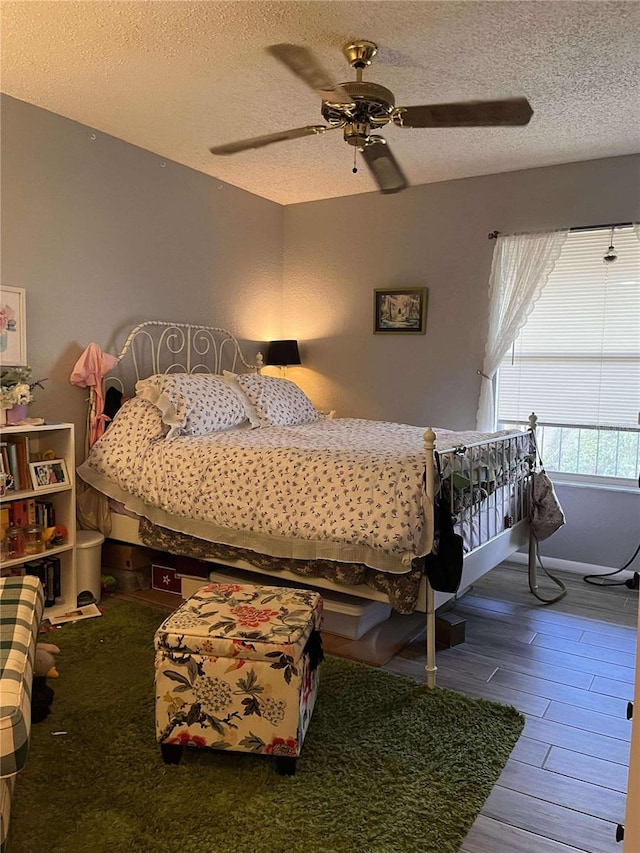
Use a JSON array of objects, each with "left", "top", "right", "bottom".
[
  {"left": 105, "top": 321, "right": 263, "bottom": 393},
  {"left": 79, "top": 321, "right": 262, "bottom": 457}
]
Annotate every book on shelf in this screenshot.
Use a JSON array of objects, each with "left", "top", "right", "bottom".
[
  {"left": 3, "top": 441, "right": 20, "bottom": 489},
  {"left": 9, "top": 497, "right": 36, "bottom": 528},
  {"left": 24, "top": 558, "right": 46, "bottom": 585},
  {"left": 24, "top": 555, "right": 62, "bottom": 607},
  {"left": 45, "top": 560, "right": 56, "bottom": 607},
  {"left": 4, "top": 435, "right": 31, "bottom": 491},
  {"left": 0, "top": 506, "right": 10, "bottom": 537},
  {"left": 49, "top": 554, "right": 61, "bottom": 596},
  {"left": 35, "top": 499, "right": 56, "bottom": 527},
  {"left": 0, "top": 497, "right": 57, "bottom": 531},
  {"left": 0, "top": 442, "right": 15, "bottom": 492}
]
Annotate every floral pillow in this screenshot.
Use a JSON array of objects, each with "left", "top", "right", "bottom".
[
  {"left": 222, "top": 371, "right": 262, "bottom": 428},
  {"left": 135, "top": 373, "right": 247, "bottom": 439},
  {"left": 86, "top": 397, "right": 168, "bottom": 479},
  {"left": 234, "top": 374, "right": 319, "bottom": 427}
]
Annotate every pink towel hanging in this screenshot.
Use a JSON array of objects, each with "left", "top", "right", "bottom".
[{"left": 70, "top": 343, "right": 119, "bottom": 447}]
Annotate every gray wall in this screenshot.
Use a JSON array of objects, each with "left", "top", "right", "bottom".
[
  {"left": 2, "top": 93, "right": 638, "bottom": 571},
  {"left": 1, "top": 94, "right": 284, "bottom": 459},
  {"left": 283, "top": 155, "right": 640, "bottom": 426},
  {"left": 282, "top": 155, "right": 640, "bottom": 571}
]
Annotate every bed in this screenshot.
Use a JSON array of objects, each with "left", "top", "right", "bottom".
[{"left": 75, "top": 321, "right": 539, "bottom": 688}]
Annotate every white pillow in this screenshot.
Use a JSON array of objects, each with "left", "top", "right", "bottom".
[
  {"left": 234, "top": 373, "right": 319, "bottom": 427},
  {"left": 221, "top": 370, "right": 263, "bottom": 428},
  {"left": 135, "top": 373, "right": 247, "bottom": 439}
]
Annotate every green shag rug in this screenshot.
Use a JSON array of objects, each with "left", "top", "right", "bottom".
[{"left": 10, "top": 599, "right": 524, "bottom": 853}]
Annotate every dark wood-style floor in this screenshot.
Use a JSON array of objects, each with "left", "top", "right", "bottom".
[
  {"left": 123, "top": 561, "right": 637, "bottom": 853},
  {"left": 389, "top": 563, "right": 637, "bottom": 853}
]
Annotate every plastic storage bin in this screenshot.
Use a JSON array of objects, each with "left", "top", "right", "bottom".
[
  {"left": 76, "top": 529, "right": 105, "bottom": 605},
  {"left": 203, "top": 565, "right": 391, "bottom": 640}
]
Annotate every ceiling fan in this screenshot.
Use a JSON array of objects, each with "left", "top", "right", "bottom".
[{"left": 209, "top": 40, "right": 533, "bottom": 195}]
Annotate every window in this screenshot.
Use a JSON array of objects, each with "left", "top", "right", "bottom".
[{"left": 497, "top": 225, "right": 640, "bottom": 482}]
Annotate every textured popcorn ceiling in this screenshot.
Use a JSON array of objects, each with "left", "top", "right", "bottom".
[{"left": 2, "top": 1, "right": 639, "bottom": 205}]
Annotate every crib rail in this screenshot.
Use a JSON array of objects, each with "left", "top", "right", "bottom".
[
  {"left": 437, "top": 429, "right": 535, "bottom": 554},
  {"left": 422, "top": 425, "right": 536, "bottom": 688}
]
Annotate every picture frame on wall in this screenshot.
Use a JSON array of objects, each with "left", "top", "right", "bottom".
[
  {"left": 0, "top": 285, "right": 27, "bottom": 366},
  {"left": 374, "top": 287, "right": 428, "bottom": 335},
  {"left": 29, "top": 459, "right": 69, "bottom": 490}
]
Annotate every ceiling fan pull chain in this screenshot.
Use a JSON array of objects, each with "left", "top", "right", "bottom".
[{"left": 353, "top": 148, "right": 358, "bottom": 174}]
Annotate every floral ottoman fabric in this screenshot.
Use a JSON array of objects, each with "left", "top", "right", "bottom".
[{"left": 154, "top": 583, "right": 323, "bottom": 762}]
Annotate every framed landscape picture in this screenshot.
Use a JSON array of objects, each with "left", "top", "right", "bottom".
[{"left": 374, "top": 287, "right": 428, "bottom": 335}]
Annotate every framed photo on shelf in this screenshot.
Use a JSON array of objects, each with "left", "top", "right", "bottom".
[
  {"left": 29, "top": 459, "right": 69, "bottom": 490},
  {"left": 0, "top": 285, "right": 27, "bottom": 366},
  {"left": 374, "top": 287, "right": 428, "bottom": 335}
]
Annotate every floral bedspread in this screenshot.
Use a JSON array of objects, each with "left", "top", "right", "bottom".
[{"left": 77, "top": 402, "right": 525, "bottom": 574}]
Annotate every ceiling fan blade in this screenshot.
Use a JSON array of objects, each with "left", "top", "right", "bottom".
[
  {"left": 362, "top": 139, "right": 408, "bottom": 194},
  {"left": 267, "top": 43, "right": 355, "bottom": 105},
  {"left": 210, "top": 125, "right": 327, "bottom": 155},
  {"left": 395, "top": 97, "right": 533, "bottom": 128}
]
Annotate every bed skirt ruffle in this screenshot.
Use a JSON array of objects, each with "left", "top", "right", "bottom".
[{"left": 138, "top": 518, "right": 424, "bottom": 614}]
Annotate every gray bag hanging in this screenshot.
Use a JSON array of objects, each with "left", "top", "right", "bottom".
[
  {"left": 529, "top": 435, "right": 567, "bottom": 604},
  {"left": 531, "top": 469, "right": 566, "bottom": 541},
  {"left": 530, "top": 432, "right": 566, "bottom": 541}
]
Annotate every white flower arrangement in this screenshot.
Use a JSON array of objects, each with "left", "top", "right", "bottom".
[{"left": 0, "top": 366, "right": 47, "bottom": 410}]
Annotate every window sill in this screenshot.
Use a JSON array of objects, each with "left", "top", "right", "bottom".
[{"left": 550, "top": 473, "right": 639, "bottom": 493}]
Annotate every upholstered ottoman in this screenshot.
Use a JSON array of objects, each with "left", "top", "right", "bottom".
[{"left": 154, "top": 582, "right": 323, "bottom": 775}]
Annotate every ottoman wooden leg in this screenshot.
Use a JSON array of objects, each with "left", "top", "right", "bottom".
[
  {"left": 161, "top": 743, "right": 183, "bottom": 765},
  {"left": 275, "top": 756, "right": 297, "bottom": 776}
]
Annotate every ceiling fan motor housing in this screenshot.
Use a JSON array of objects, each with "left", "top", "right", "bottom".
[{"left": 321, "top": 81, "right": 396, "bottom": 128}]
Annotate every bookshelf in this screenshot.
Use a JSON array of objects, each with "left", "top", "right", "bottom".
[{"left": 0, "top": 422, "right": 77, "bottom": 617}]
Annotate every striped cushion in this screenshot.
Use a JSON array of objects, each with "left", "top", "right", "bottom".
[
  {"left": 0, "top": 777, "right": 15, "bottom": 853},
  {"left": 0, "top": 576, "right": 44, "bottom": 779}
]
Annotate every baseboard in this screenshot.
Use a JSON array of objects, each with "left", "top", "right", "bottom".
[{"left": 504, "top": 551, "right": 637, "bottom": 582}]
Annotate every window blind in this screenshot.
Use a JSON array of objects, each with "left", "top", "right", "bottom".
[{"left": 498, "top": 226, "right": 640, "bottom": 430}]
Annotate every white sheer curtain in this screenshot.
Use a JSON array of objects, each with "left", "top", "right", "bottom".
[{"left": 476, "top": 228, "right": 569, "bottom": 430}]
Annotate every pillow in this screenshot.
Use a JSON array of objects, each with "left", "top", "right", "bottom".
[
  {"left": 87, "top": 398, "right": 168, "bottom": 473},
  {"left": 110, "top": 397, "right": 168, "bottom": 440},
  {"left": 234, "top": 373, "right": 319, "bottom": 427},
  {"left": 222, "top": 370, "right": 262, "bottom": 428},
  {"left": 135, "top": 373, "right": 247, "bottom": 439}
]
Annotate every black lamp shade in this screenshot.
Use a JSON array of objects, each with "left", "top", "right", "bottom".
[{"left": 265, "top": 339, "right": 301, "bottom": 367}]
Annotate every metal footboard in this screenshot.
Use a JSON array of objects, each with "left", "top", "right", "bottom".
[
  {"left": 422, "top": 421, "right": 536, "bottom": 688},
  {"left": 438, "top": 429, "right": 534, "bottom": 552}
]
